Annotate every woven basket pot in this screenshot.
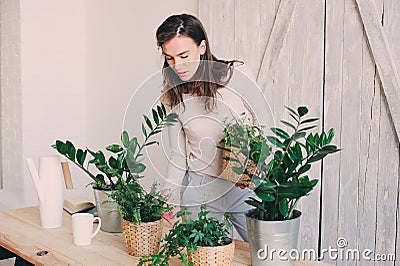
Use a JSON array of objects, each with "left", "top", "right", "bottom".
[
  {"left": 220, "top": 147, "right": 257, "bottom": 185},
  {"left": 121, "top": 218, "right": 162, "bottom": 257},
  {"left": 188, "top": 240, "right": 235, "bottom": 266}
]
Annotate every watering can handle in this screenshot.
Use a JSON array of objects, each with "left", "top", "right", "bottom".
[
  {"left": 61, "top": 162, "right": 73, "bottom": 189},
  {"left": 26, "top": 158, "right": 44, "bottom": 202}
]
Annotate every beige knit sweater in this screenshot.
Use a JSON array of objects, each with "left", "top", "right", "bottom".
[{"left": 163, "top": 65, "right": 259, "bottom": 197}]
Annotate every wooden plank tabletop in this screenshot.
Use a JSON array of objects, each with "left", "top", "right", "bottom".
[{"left": 0, "top": 206, "right": 333, "bottom": 265}]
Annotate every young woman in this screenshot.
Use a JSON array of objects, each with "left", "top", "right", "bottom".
[{"left": 156, "top": 13, "right": 256, "bottom": 241}]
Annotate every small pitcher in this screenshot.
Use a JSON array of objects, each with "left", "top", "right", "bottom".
[{"left": 26, "top": 156, "right": 64, "bottom": 228}]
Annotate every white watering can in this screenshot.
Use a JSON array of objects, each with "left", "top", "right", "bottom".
[{"left": 26, "top": 156, "right": 64, "bottom": 228}]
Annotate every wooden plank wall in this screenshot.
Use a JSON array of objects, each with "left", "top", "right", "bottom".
[{"left": 200, "top": 0, "right": 400, "bottom": 265}]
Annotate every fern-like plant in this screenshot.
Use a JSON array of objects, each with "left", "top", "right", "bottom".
[{"left": 138, "top": 204, "right": 233, "bottom": 266}]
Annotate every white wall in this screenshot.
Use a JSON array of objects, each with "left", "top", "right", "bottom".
[
  {"left": 19, "top": 0, "right": 89, "bottom": 206},
  {"left": 86, "top": 0, "right": 198, "bottom": 147},
  {"left": 0, "top": 0, "right": 23, "bottom": 209},
  {"left": 0, "top": 0, "right": 198, "bottom": 209}
]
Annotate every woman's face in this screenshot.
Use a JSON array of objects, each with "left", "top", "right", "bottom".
[{"left": 162, "top": 35, "right": 206, "bottom": 81}]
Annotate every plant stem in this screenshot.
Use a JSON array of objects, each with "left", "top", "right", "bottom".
[
  {"left": 67, "top": 157, "right": 109, "bottom": 186},
  {"left": 288, "top": 198, "right": 299, "bottom": 219}
]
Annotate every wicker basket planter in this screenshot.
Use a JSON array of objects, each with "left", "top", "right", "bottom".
[
  {"left": 121, "top": 218, "right": 163, "bottom": 257},
  {"left": 220, "top": 147, "right": 257, "bottom": 185},
  {"left": 188, "top": 240, "right": 235, "bottom": 266}
]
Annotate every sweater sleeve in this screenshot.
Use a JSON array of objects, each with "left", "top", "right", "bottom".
[{"left": 163, "top": 108, "right": 187, "bottom": 203}]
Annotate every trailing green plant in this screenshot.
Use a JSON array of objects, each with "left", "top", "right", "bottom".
[
  {"left": 218, "top": 113, "right": 270, "bottom": 173},
  {"left": 138, "top": 204, "right": 233, "bottom": 266},
  {"left": 221, "top": 106, "right": 341, "bottom": 221},
  {"left": 52, "top": 104, "right": 178, "bottom": 190}
]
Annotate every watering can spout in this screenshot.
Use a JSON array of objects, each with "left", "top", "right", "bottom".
[
  {"left": 26, "top": 158, "right": 44, "bottom": 202},
  {"left": 25, "top": 156, "right": 64, "bottom": 228}
]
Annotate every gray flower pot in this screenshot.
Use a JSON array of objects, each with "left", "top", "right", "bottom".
[
  {"left": 245, "top": 209, "right": 301, "bottom": 266},
  {"left": 93, "top": 187, "right": 122, "bottom": 233}
]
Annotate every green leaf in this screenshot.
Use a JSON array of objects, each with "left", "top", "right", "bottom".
[
  {"left": 319, "top": 145, "right": 341, "bottom": 155},
  {"left": 109, "top": 156, "right": 118, "bottom": 169},
  {"left": 299, "top": 125, "right": 317, "bottom": 132},
  {"left": 297, "top": 106, "right": 308, "bottom": 117},
  {"left": 152, "top": 109, "right": 159, "bottom": 125},
  {"left": 66, "top": 141, "right": 76, "bottom": 161},
  {"left": 148, "top": 130, "right": 162, "bottom": 137},
  {"left": 313, "top": 133, "right": 320, "bottom": 146},
  {"left": 131, "top": 163, "right": 146, "bottom": 173},
  {"left": 144, "top": 140, "right": 159, "bottom": 147},
  {"left": 298, "top": 164, "right": 311, "bottom": 174},
  {"left": 258, "top": 143, "right": 271, "bottom": 164},
  {"left": 289, "top": 113, "right": 299, "bottom": 123},
  {"left": 280, "top": 120, "right": 296, "bottom": 131},
  {"left": 141, "top": 123, "right": 147, "bottom": 138},
  {"left": 117, "top": 152, "right": 125, "bottom": 169},
  {"left": 157, "top": 105, "right": 164, "bottom": 120},
  {"left": 293, "top": 131, "right": 306, "bottom": 140},
  {"left": 300, "top": 117, "right": 319, "bottom": 124},
  {"left": 271, "top": 127, "right": 290, "bottom": 140},
  {"left": 166, "top": 113, "right": 178, "bottom": 121},
  {"left": 106, "top": 144, "right": 123, "bottom": 153},
  {"left": 245, "top": 198, "right": 267, "bottom": 212},
  {"left": 321, "top": 132, "right": 327, "bottom": 146},
  {"left": 55, "top": 140, "right": 67, "bottom": 155},
  {"left": 306, "top": 134, "right": 317, "bottom": 153},
  {"left": 286, "top": 147, "right": 297, "bottom": 162},
  {"left": 279, "top": 198, "right": 289, "bottom": 218},
  {"left": 69, "top": 146, "right": 76, "bottom": 161},
  {"left": 121, "top": 131, "right": 129, "bottom": 148},
  {"left": 143, "top": 114, "right": 153, "bottom": 130},
  {"left": 277, "top": 182, "right": 315, "bottom": 199},
  {"left": 275, "top": 166, "right": 288, "bottom": 183},
  {"left": 231, "top": 166, "right": 245, "bottom": 175},
  {"left": 96, "top": 151, "right": 106, "bottom": 165},
  {"left": 327, "top": 128, "right": 335, "bottom": 143},
  {"left": 128, "top": 137, "right": 138, "bottom": 157},
  {"left": 294, "top": 142, "right": 302, "bottom": 159},
  {"left": 76, "top": 148, "right": 87, "bottom": 166},
  {"left": 254, "top": 188, "right": 275, "bottom": 202},
  {"left": 267, "top": 136, "right": 285, "bottom": 148},
  {"left": 285, "top": 106, "right": 298, "bottom": 118},
  {"left": 308, "top": 152, "right": 328, "bottom": 163}
]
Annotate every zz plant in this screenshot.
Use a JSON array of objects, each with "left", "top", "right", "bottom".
[
  {"left": 138, "top": 204, "right": 233, "bottom": 266},
  {"left": 222, "top": 106, "right": 341, "bottom": 221},
  {"left": 52, "top": 104, "right": 178, "bottom": 223}
]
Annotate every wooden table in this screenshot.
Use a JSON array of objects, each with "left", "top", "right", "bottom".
[{"left": 0, "top": 206, "right": 333, "bottom": 265}]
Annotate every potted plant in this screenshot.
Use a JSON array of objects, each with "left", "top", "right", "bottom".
[
  {"left": 138, "top": 204, "right": 235, "bottom": 266},
  {"left": 52, "top": 104, "right": 178, "bottom": 233},
  {"left": 221, "top": 106, "right": 340, "bottom": 266},
  {"left": 107, "top": 126, "right": 174, "bottom": 257},
  {"left": 218, "top": 113, "right": 269, "bottom": 186}
]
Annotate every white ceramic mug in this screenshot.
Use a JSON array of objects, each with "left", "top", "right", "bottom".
[{"left": 72, "top": 213, "right": 101, "bottom": 245}]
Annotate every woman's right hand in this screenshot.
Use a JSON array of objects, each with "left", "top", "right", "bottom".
[{"left": 162, "top": 211, "right": 175, "bottom": 226}]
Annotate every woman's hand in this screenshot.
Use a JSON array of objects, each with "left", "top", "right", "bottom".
[
  {"left": 235, "top": 182, "right": 248, "bottom": 189},
  {"left": 162, "top": 211, "right": 175, "bottom": 226},
  {"left": 235, "top": 182, "right": 255, "bottom": 190}
]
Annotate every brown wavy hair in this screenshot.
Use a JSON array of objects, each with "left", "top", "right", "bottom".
[{"left": 156, "top": 14, "right": 242, "bottom": 111}]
